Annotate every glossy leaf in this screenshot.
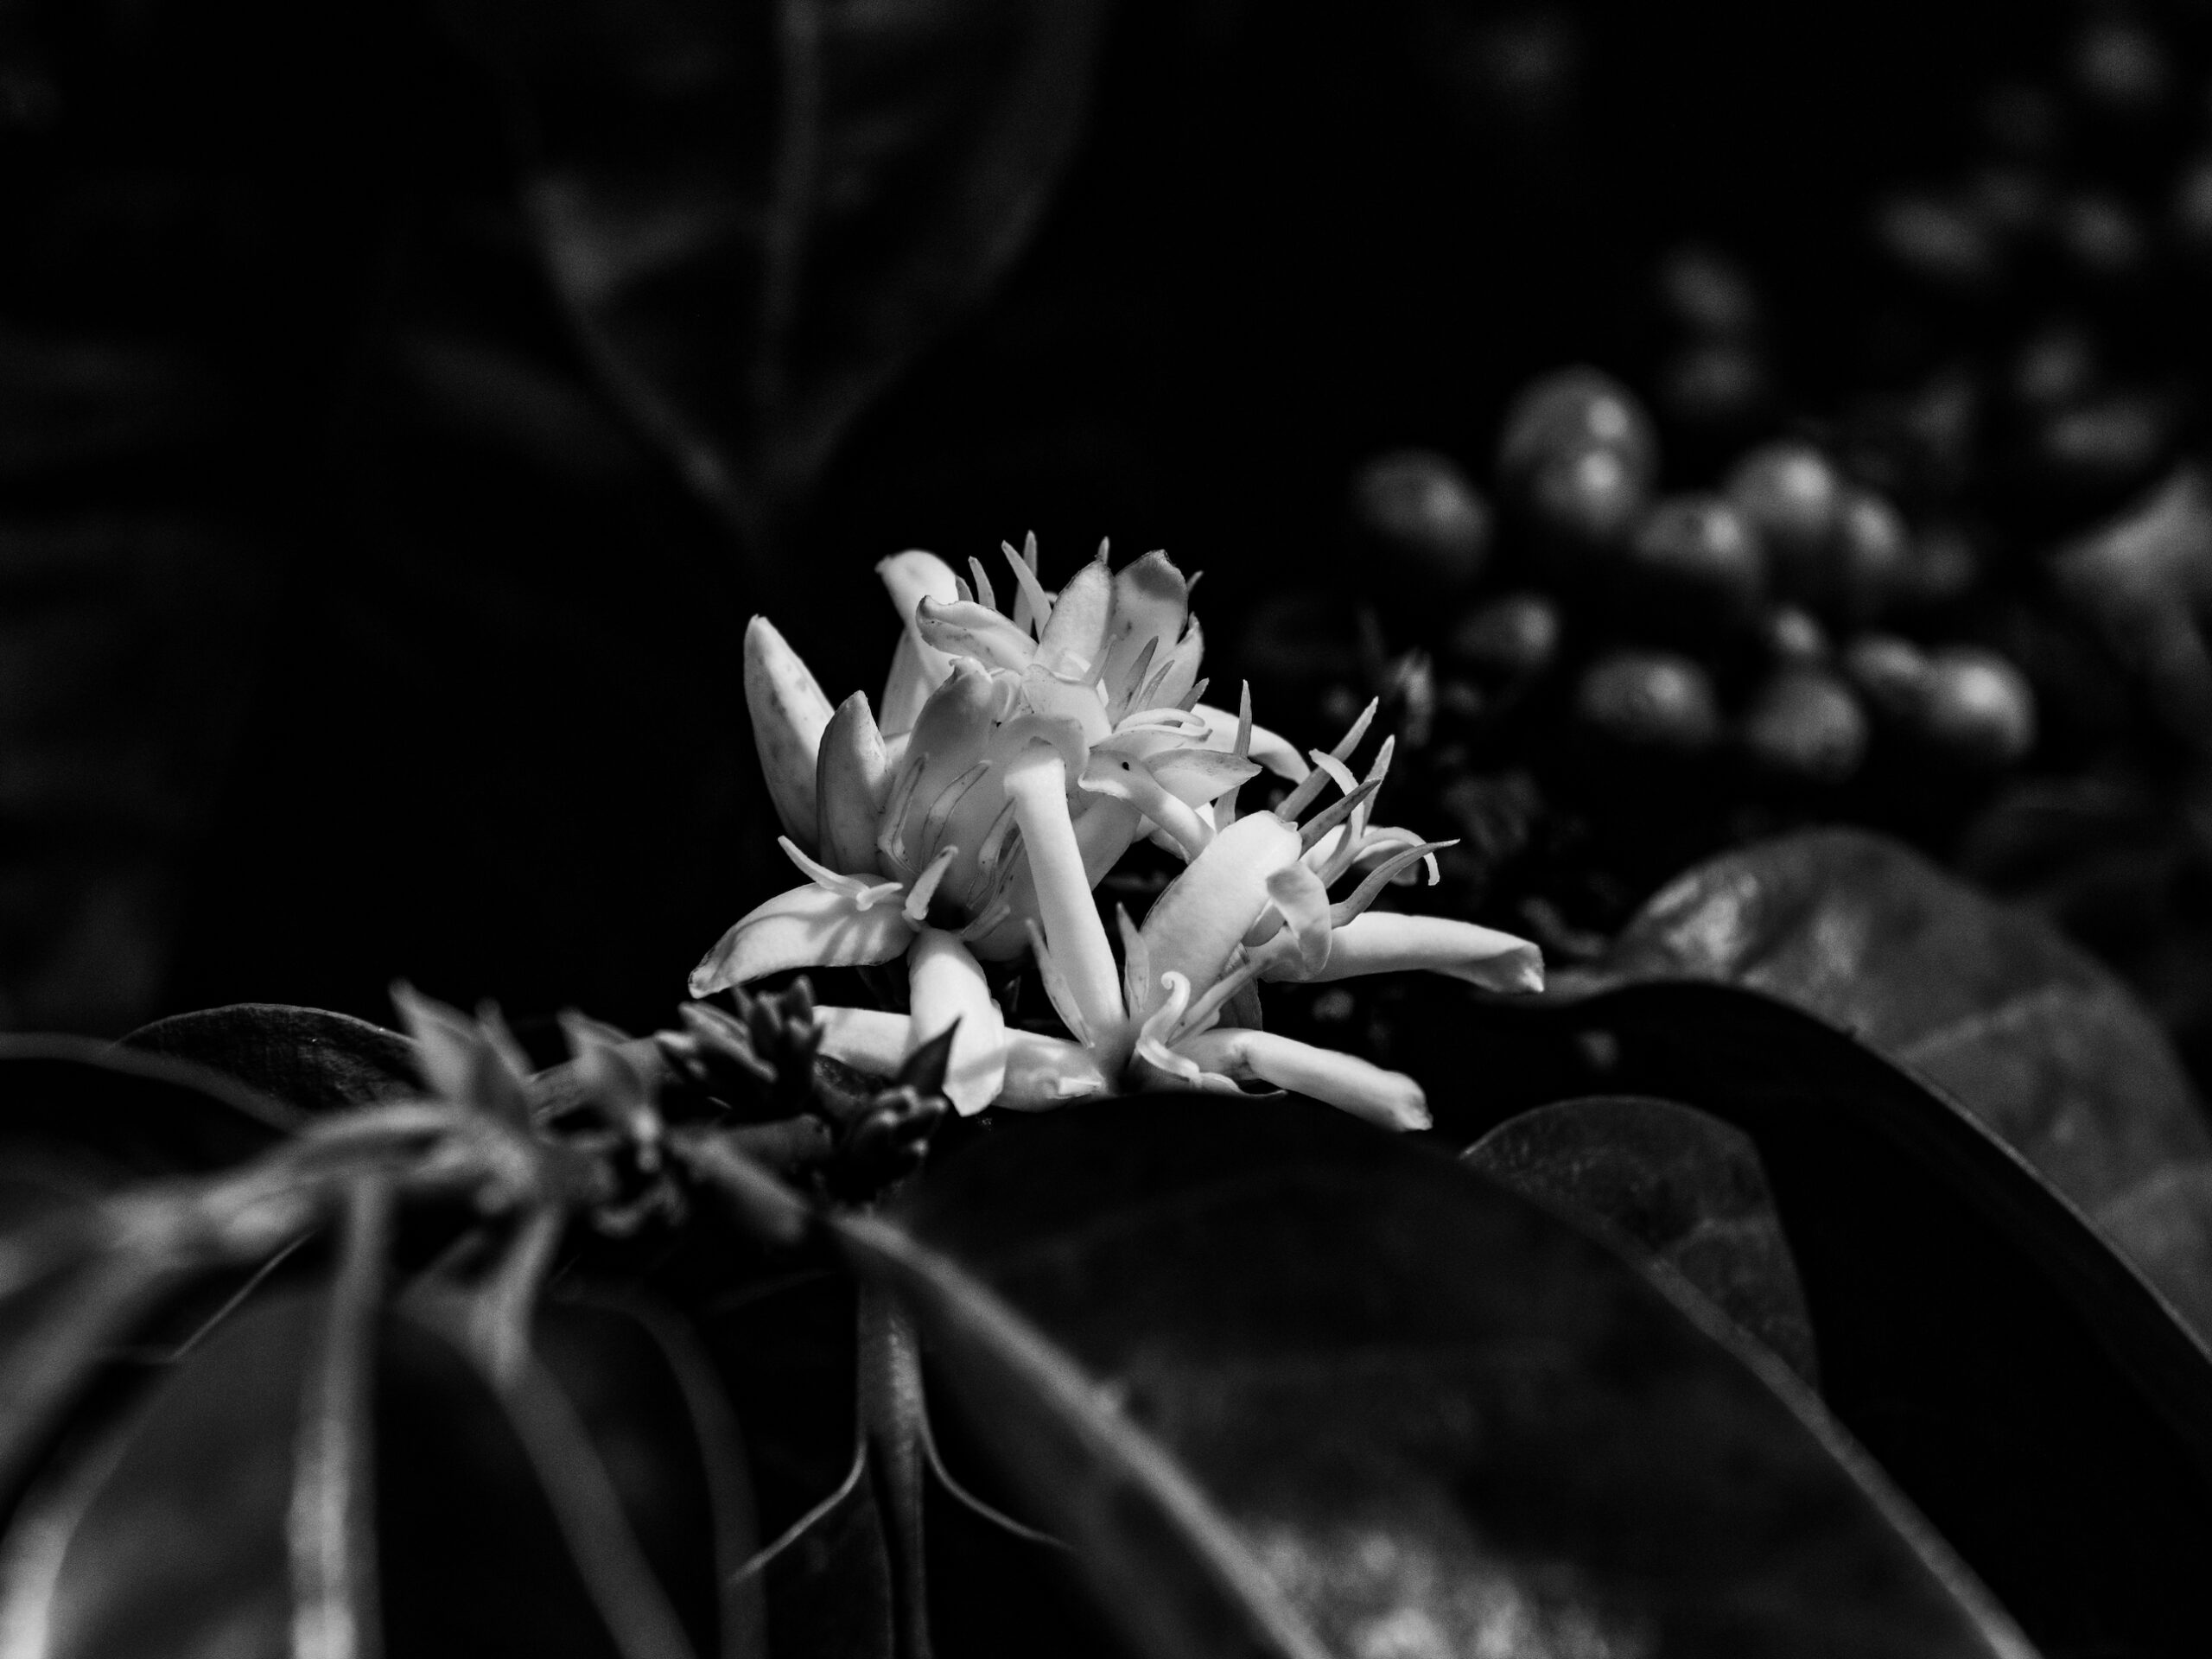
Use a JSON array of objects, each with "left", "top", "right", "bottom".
[
  {"left": 0, "top": 1237, "right": 205, "bottom": 1518},
  {"left": 537, "top": 1296, "right": 765, "bottom": 1659},
  {"left": 377, "top": 1300, "right": 701, "bottom": 1659},
  {"left": 1583, "top": 826, "right": 2212, "bottom": 1339},
  {"left": 1465, "top": 1094, "right": 1821, "bottom": 1386},
  {"left": 455, "top": 0, "right": 1111, "bottom": 541},
  {"left": 739, "top": 1440, "right": 894, "bottom": 1659},
  {"left": 0, "top": 1039, "right": 305, "bottom": 1506},
  {"left": 851, "top": 1096, "right": 2031, "bottom": 1659},
  {"left": 696, "top": 1273, "right": 894, "bottom": 1659},
  {"left": 0, "top": 1038, "right": 296, "bottom": 1205},
  {"left": 1416, "top": 981, "right": 2212, "bottom": 1656},
  {"left": 123, "top": 1004, "right": 420, "bottom": 1117},
  {"left": 0, "top": 1233, "right": 383, "bottom": 1659}
]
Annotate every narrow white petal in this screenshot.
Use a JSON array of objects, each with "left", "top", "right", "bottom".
[
  {"left": 1294, "top": 912, "right": 1544, "bottom": 993},
  {"left": 907, "top": 929, "right": 1007, "bottom": 1115},
  {"left": 1004, "top": 745, "right": 1128, "bottom": 1047},
  {"left": 878, "top": 551, "right": 961, "bottom": 735},
  {"left": 1134, "top": 811, "right": 1303, "bottom": 1023},
  {"left": 1034, "top": 555, "right": 1112, "bottom": 679},
  {"left": 1174, "top": 1028, "right": 1430, "bottom": 1131},
  {"left": 1192, "top": 702, "right": 1309, "bottom": 781},
  {"left": 688, "top": 884, "right": 915, "bottom": 997},
  {"left": 997, "top": 1029, "right": 1110, "bottom": 1109},
  {"left": 744, "top": 616, "right": 835, "bottom": 847},
  {"left": 813, "top": 1006, "right": 913, "bottom": 1075}
]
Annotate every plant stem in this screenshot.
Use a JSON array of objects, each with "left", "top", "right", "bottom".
[{"left": 857, "top": 1277, "right": 931, "bottom": 1659}]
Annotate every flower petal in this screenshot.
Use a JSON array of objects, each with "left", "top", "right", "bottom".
[
  {"left": 1133, "top": 810, "right": 1303, "bottom": 1023},
  {"left": 1034, "top": 553, "right": 1112, "bottom": 679},
  {"left": 1288, "top": 911, "right": 1544, "bottom": 993},
  {"left": 744, "top": 616, "right": 835, "bottom": 849},
  {"left": 1004, "top": 743, "right": 1127, "bottom": 1045},
  {"left": 1191, "top": 702, "right": 1309, "bottom": 781},
  {"left": 1098, "top": 551, "right": 1190, "bottom": 715},
  {"left": 813, "top": 1005, "right": 912, "bottom": 1075},
  {"left": 689, "top": 884, "right": 916, "bottom": 997},
  {"left": 907, "top": 928, "right": 1007, "bottom": 1116},
  {"left": 1079, "top": 751, "right": 1213, "bottom": 861},
  {"left": 1138, "top": 745, "right": 1262, "bottom": 808},
  {"left": 1173, "top": 1027, "right": 1430, "bottom": 1131},
  {"left": 878, "top": 551, "right": 962, "bottom": 736},
  {"left": 997, "top": 1029, "right": 1109, "bottom": 1109},
  {"left": 961, "top": 794, "right": 1143, "bottom": 962},
  {"left": 880, "top": 660, "right": 1009, "bottom": 879},
  {"left": 816, "top": 691, "right": 893, "bottom": 876},
  {"left": 916, "top": 596, "right": 1039, "bottom": 673},
  {"left": 1262, "top": 861, "right": 1334, "bottom": 976}
]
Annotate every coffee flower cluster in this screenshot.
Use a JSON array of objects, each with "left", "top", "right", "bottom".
[{"left": 692, "top": 538, "right": 1541, "bottom": 1128}]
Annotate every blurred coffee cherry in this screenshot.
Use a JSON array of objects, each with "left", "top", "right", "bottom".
[
  {"left": 2170, "top": 155, "right": 2212, "bottom": 263},
  {"left": 1968, "top": 166, "right": 2049, "bottom": 243},
  {"left": 1890, "top": 522, "right": 1980, "bottom": 613},
  {"left": 2054, "top": 193, "right": 2146, "bottom": 282},
  {"left": 1831, "top": 488, "right": 1911, "bottom": 623},
  {"left": 2069, "top": 13, "right": 2171, "bottom": 120},
  {"left": 2010, "top": 322, "right": 2101, "bottom": 412},
  {"left": 1919, "top": 646, "right": 2037, "bottom": 766},
  {"left": 1348, "top": 449, "right": 1491, "bottom": 590},
  {"left": 2035, "top": 391, "right": 2173, "bottom": 502},
  {"left": 1655, "top": 244, "right": 1761, "bottom": 338},
  {"left": 1624, "top": 495, "right": 1766, "bottom": 636},
  {"left": 1764, "top": 606, "right": 1831, "bottom": 666},
  {"left": 1872, "top": 192, "right": 2001, "bottom": 292},
  {"left": 1741, "top": 669, "right": 1869, "bottom": 785},
  {"left": 1574, "top": 651, "right": 1720, "bottom": 752},
  {"left": 1527, "top": 442, "right": 1650, "bottom": 555},
  {"left": 1980, "top": 82, "right": 2063, "bottom": 158},
  {"left": 1842, "top": 632, "right": 1935, "bottom": 721},
  {"left": 1726, "top": 442, "right": 1846, "bottom": 601},
  {"left": 1656, "top": 342, "right": 1774, "bottom": 442},
  {"left": 1497, "top": 366, "right": 1658, "bottom": 493},
  {"left": 1448, "top": 592, "right": 1561, "bottom": 682}
]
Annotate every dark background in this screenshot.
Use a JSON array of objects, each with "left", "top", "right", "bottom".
[{"left": 0, "top": 0, "right": 2164, "bottom": 1039}]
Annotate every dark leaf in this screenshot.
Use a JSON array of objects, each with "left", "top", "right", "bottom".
[
  {"left": 1582, "top": 825, "right": 2212, "bottom": 1340},
  {"left": 292, "top": 1181, "right": 390, "bottom": 1659},
  {"left": 380, "top": 1300, "right": 698, "bottom": 1659},
  {"left": 0, "top": 1039, "right": 296, "bottom": 1228},
  {"left": 0, "top": 1239, "right": 200, "bottom": 1519},
  {"left": 696, "top": 1273, "right": 895, "bottom": 1659},
  {"left": 741, "top": 1440, "right": 894, "bottom": 1659},
  {"left": 456, "top": 0, "right": 1111, "bottom": 540},
  {"left": 849, "top": 1096, "right": 2031, "bottom": 1659},
  {"left": 1418, "top": 981, "right": 2212, "bottom": 1656},
  {"left": 0, "top": 1047, "right": 317, "bottom": 1517},
  {"left": 1465, "top": 1094, "right": 1821, "bottom": 1386},
  {"left": 0, "top": 1250, "right": 383, "bottom": 1659},
  {"left": 122, "top": 1003, "right": 419, "bottom": 1116},
  {"left": 537, "top": 1295, "right": 765, "bottom": 1659}
]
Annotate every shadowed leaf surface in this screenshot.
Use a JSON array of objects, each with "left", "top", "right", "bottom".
[
  {"left": 377, "top": 1306, "right": 700, "bottom": 1659},
  {"left": 0, "top": 1269, "right": 380, "bottom": 1659},
  {"left": 694, "top": 1274, "right": 893, "bottom": 1659},
  {"left": 1580, "top": 826, "right": 2212, "bottom": 1340},
  {"left": 537, "top": 1297, "right": 763, "bottom": 1659},
  {"left": 122, "top": 1004, "right": 419, "bottom": 1116},
  {"left": 0, "top": 1039, "right": 296, "bottom": 1230},
  {"left": 1465, "top": 1093, "right": 1821, "bottom": 1386},
  {"left": 454, "top": 0, "right": 1110, "bottom": 542},
  {"left": 1414, "top": 981, "right": 2212, "bottom": 1656},
  {"left": 854, "top": 1096, "right": 2031, "bottom": 1659}
]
